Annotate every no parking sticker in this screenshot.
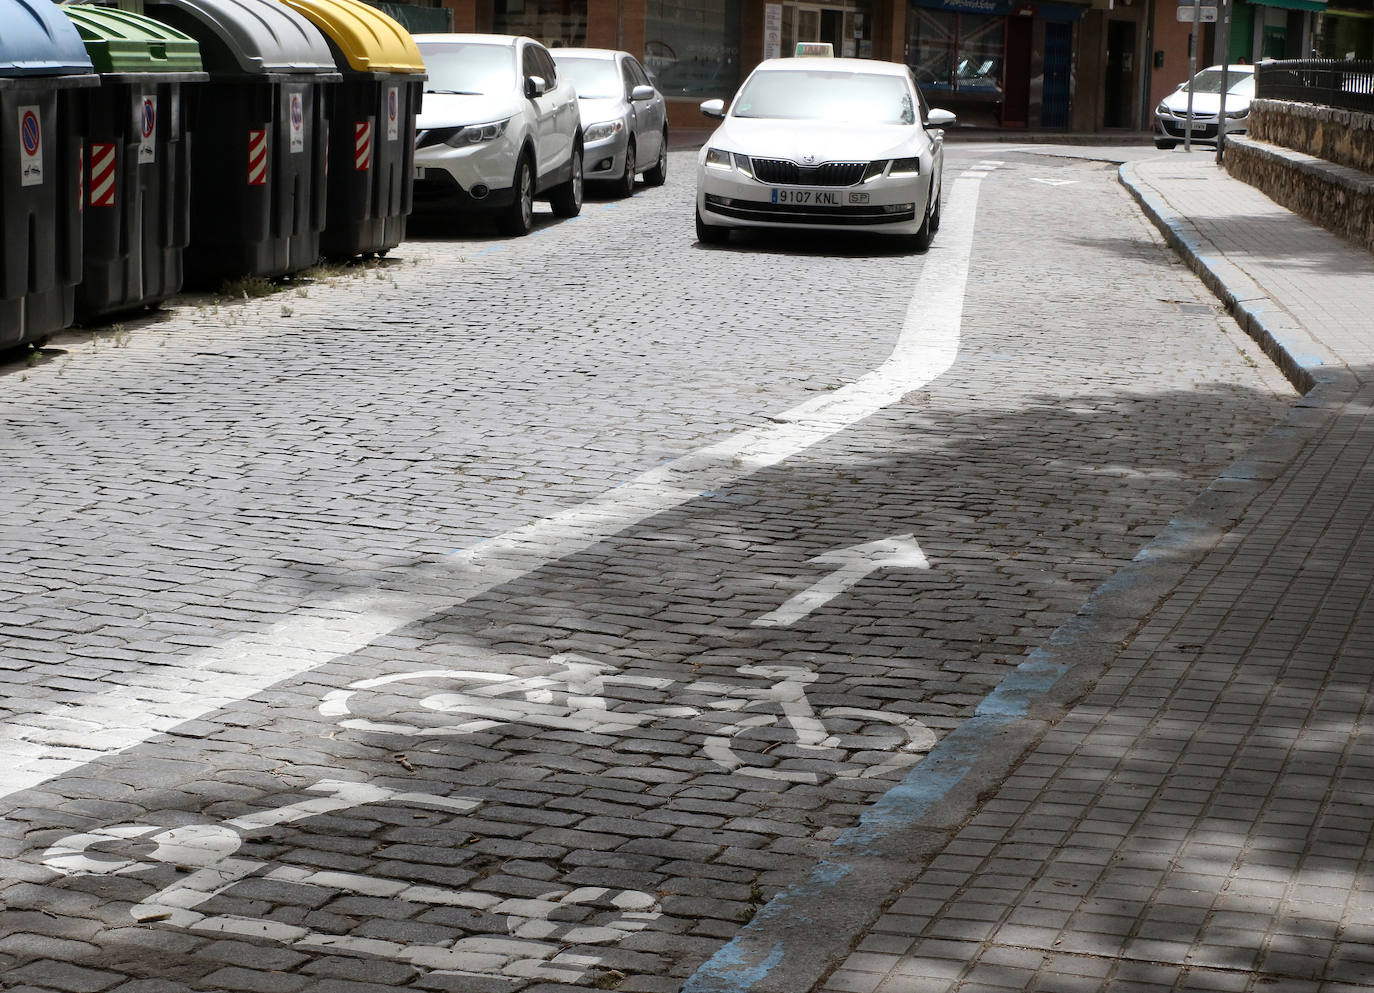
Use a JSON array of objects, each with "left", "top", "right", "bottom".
[
  {"left": 137, "top": 95, "right": 157, "bottom": 164},
  {"left": 386, "top": 85, "right": 399, "bottom": 141},
  {"left": 289, "top": 91, "right": 304, "bottom": 153},
  {"left": 18, "top": 106, "right": 42, "bottom": 186}
]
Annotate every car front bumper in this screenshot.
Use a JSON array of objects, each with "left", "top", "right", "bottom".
[
  {"left": 583, "top": 130, "right": 628, "bottom": 180},
  {"left": 696, "top": 168, "right": 927, "bottom": 235}
]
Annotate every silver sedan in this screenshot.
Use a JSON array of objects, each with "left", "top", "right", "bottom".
[{"left": 551, "top": 48, "right": 669, "bottom": 197}]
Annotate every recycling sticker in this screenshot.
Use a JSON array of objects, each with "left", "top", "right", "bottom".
[
  {"left": 289, "top": 92, "right": 305, "bottom": 153},
  {"left": 19, "top": 106, "right": 43, "bottom": 186}
]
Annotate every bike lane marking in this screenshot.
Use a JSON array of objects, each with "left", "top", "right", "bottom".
[{"left": 0, "top": 165, "right": 990, "bottom": 803}]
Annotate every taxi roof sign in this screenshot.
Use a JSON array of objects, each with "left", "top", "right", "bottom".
[{"left": 794, "top": 41, "right": 834, "bottom": 57}]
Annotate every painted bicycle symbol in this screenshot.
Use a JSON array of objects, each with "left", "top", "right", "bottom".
[
  {"left": 41, "top": 779, "right": 660, "bottom": 983},
  {"left": 320, "top": 655, "right": 936, "bottom": 783}
]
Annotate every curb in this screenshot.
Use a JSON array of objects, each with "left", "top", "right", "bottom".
[
  {"left": 1117, "top": 159, "right": 1351, "bottom": 398},
  {"left": 680, "top": 159, "right": 1349, "bottom": 993}
]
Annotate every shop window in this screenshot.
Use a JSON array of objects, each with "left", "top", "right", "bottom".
[
  {"left": 908, "top": 8, "right": 1005, "bottom": 113},
  {"left": 645, "top": 0, "right": 742, "bottom": 98},
  {"left": 493, "top": 0, "right": 586, "bottom": 47}
]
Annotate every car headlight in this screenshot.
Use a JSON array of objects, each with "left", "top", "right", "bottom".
[
  {"left": 584, "top": 120, "right": 624, "bottom": 143},
  {"left": 704, "top": 146, "right": 733, "bottom": 170},
  {"left": 704, "top": 147, "right": 754, "bottom": 178},
  {"left": 888, "top": 157, "right": 920, "bottom": 177},
  {"left": 1225, "top": 107, "right": 1249, "bottom": 118},
  {"left": 444, "top": 119, "right": 511, "bottom": 147},
  {"left": 1156, "top": 103, "right": 1172, "bottom": 117},
  {"left": 862, "top": 160, "right": 887, "bottom": 182}
]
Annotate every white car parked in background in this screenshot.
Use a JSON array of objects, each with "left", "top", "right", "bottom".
[
  {"left": 551, "top": 47, "right": 669, "bottom": 197},
  {"left": 1154, "top": 64, "right": 1256, "bottom": 149},
  {"left": 695, "top": 54, "right": 954, "bottom": 249},
  {"left": 412, "top": 34, "right": 583, "bottom": 235}
]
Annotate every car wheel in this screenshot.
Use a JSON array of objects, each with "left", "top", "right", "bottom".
[
  {"left": 909, "top": 192, "right": 934, "bottom": 252},
  {"left": 928, "top": 183, "right": 942, "bottom": 233},
  {"left": 1154, "top": 138, "right": 1178, "bottom": 150},
  {"left": 616, "top": 140, "right": 636, "bottom": 198},
  {"left": 695, "top": 207, "right": 729, "bottom": 245},
  {"left": 643, "top": 130, "right": 668, "bottom": 186},
  {"left": 499, "top": 155, "right": 535, "bottom": 236},
  {"left": 550, "top": 144, "right": 584, "bottom": 218}
]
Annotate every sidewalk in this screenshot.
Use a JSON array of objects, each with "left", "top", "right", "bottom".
[{"left": 683, "top": 154, "right": 1374, "bottom": 992}]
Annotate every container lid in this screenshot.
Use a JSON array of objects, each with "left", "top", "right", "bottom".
[
  {"left": 275, "top": 0, "right": 424, "bottom": 74},
  {"left": 140, "top": 0, "right": 336, "bottom": 74},
  {"left": 0, "top": 0, "right": 96, "bottom": 76},
  {"left": 62, "top": 5, "right": 204, "bottom": 74}
]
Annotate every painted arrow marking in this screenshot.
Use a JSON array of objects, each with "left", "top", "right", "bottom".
[
  {"left": 1030, "top": 178, "right": 1078, "bottom": 186},
  {"left": 754, "top": 534, "right": 931, "bottom": 628}
]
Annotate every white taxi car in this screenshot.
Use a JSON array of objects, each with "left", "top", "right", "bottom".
[{"left": 695, "top": 54, "right": 954, "bottom": 249}]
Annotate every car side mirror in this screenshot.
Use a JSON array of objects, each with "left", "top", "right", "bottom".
[
  {"left": 925, "top": 108, "right": 956, "bottom": 127},
  {"left": 630, "top": 84, "right": 656, "bottom": 102},
  {"left": 526, "top": 75, "right": 547, "bottom": 98},
  {"left": 700, "top": 98, "right": 725, "bottom": 119}
]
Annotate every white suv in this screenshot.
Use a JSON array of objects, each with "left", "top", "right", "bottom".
[{"left": 413, "top": 34, "right": 583, "bottom": 235}]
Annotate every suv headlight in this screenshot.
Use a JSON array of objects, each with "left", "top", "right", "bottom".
[
  {"left": 444, "top": 118, "right": 512, "bottom": 147},
  {"left": 584, "top": 120, "right": 624, "bottom": 142}
]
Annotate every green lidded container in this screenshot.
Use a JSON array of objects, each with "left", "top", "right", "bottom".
[{"left": 61, "top": 5, "right": 203, "bottom": 75}]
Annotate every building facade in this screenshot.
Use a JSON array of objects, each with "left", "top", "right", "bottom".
[{"left": 370, "top": 0, "right": 1331, "bottom": 134}]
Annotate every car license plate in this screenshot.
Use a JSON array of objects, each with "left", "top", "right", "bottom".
[{"left": 771, "top": 188, "right": 843, "bottom": 206}]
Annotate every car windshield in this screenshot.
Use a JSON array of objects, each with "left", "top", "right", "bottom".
[
  {"left": 732, "top": 68, "right": 916, "bottom": 124},
  {"left": 420, "top": 43, "right": 515, "bottom": 95},
  {"left": 555, "top": 58, "right": 622, "bottom": 99},
  {"left": 1186, "top": 70, "right": 1255, "bottom": 96}
]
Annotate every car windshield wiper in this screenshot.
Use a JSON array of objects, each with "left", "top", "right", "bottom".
[{"left": 426, "top": 89, "right": 484, "bottom": 96}]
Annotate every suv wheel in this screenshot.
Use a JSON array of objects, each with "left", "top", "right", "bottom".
[
  {"left": 550, "top": 145, "right": 584, "bottom": 218},
  {"left": 500, "top": 155, "right": 535, "bottom": 236}
]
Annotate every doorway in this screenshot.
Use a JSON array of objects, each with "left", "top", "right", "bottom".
[
  {"left": 1104, "top": 19, "right": 1137, "bottom": 128},
  {"left": 782, "top": 2, "right": 869, "bottom": 58}
]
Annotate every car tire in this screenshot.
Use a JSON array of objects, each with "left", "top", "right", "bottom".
[
  {"left": 550, "top": 144, "right": 584, "bottom": 218},
  {"left": 1154, "top": 138, "right": 1178, "bottom": 150},
  {"left": 909, "top": 191, "right": 934, "bottom": 252},
  {"left": 695, "top": 207, "right": 729, "bottom": 245},
  {"left": 499, "top": 154, "right": 535, "bottom": 236},
  {"left": 643, "top": 130, "right": 668, "bottom": 186},
  {"left": 616, "top": 140, "right": 636, "bottom": 198},
  {"left": 928, "top": 183, "right": 942, "bottom": 233}
]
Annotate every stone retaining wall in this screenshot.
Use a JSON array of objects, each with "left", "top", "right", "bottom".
[
  {"left": 1227, "top": 100, "right": 1374, "bottom": 254},
  {"left": 1248, "top": 98, "right": 1374, "bottom": 173}
]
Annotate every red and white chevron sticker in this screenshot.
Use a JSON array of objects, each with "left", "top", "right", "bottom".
[
  {"left": 89, "top": 142, "right": 116, "bottom": 207},
  {"left": 354, "top": 120, "right": 372, "bottom": 171},
  {"left": 248, "top": 129, "right": 267, "bottom": 185}
]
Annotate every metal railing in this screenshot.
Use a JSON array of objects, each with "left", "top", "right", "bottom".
[{"left": 1256, "top": 59, "right": 1374, "bottom": 115}]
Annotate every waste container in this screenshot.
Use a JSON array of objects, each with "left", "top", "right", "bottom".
[
  {"left": 0, "top": 0, "right": 98, "bottom": 350},
  {"left": 276, "top": 0, "right": 425, "bottom": 259},
  {"left": 139, "top": 0, "right": 340, "bottom": 286},
  {"left": 62, "top": 5, "right": 207, "bottom": 320}
]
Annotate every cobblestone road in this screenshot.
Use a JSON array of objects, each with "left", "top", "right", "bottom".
[{"left": 0, "top": 145, "right": 1293, "bottom": 993}]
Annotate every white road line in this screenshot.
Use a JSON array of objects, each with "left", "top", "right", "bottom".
[{"left": 0, "top": 170, "right": 990, "bottom": 803}]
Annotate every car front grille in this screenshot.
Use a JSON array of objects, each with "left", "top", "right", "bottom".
[{"left": 748, "top": 158, "right": 868, "bottom": 187}]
